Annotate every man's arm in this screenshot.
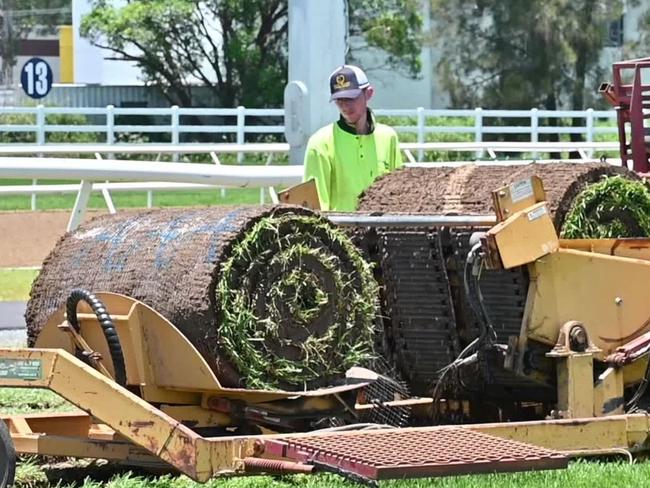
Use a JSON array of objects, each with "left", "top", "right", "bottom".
[{"left": 303, "top": 146, "right": 332, "bottom": 211}]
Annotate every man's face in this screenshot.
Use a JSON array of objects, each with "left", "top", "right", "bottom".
[{"left": 334, "top": 89, "right": 369, "bottom": 125}]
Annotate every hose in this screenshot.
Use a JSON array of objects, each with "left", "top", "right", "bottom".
[
  {"left": 463, "top": 241, "right": 497, "bottom": 347},
  {"left": 626, "top": 357, "right": 650, "bottom": 412},
  {"left": 66, "top": 289, "right": 127, "bottom": 387}
]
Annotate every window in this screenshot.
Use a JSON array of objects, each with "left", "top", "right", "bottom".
[{"left": 606, "top": 16, "right": 624, "bottom": 47}]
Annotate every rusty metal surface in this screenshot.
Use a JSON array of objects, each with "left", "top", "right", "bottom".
[{"left": 263, "top": 427, "right": 568, "bottom": 481}]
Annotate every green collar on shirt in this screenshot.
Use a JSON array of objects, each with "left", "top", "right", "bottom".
[{"left": 336, "top": 109, "right": 375, "bottom": 135}]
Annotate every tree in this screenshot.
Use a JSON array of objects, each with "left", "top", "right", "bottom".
[
  {"left": 0, "top": 0, "right": 72, "bottom": 85},
  {"left": 80, "top": 0, "right": 423, "bottom": 108},
  {"left": 430, "top": 0, "right": 634, "bottom": 112},
  {"left": 348, "top": 0, "right": 423, "bottom": 77}
]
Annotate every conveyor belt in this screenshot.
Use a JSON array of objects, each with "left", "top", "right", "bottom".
[{"left": 377, "top": 230, "right": 459, "bottom": 394}]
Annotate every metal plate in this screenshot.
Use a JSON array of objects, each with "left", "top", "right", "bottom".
[
  {"left": 0, "top": 359, "right": 42, "bottom": 380},
  {"left": 263, "top": 427, "right": 567, "bottom": 481}
]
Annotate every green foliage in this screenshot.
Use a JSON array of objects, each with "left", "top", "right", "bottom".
[
  {"left": 15, "top": 456, "right": 48, "bottom": 488},
  {"left": 378, "top": 114, "right": 476, "bottom": 160},
  {"left": 561, "top": 176, "right": 650, "bottom": 238},
  {"left": 431, "top": 0, "right": 635, "bottom": 110},
  {"left": 217, "top": 213, "right": 378, "bottom": 389},
  {"left": 80, "top": 0, "right": 423, "bottom": 108},
  {"left": 348, "top": 0, "right": 423, "bottom": 77},
  {"left": 0, "top": 112, "right": 101, "bottom": 144},
  {"left": 81, "top": 0, "right": 267, "bottom": 107},
  {"left": 0, "top": 387, "right": 72, "bottom": 415}
]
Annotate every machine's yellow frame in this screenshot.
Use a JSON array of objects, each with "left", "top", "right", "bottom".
[{"left": 4, "top": 176, "right": 650, "bottom": 482}]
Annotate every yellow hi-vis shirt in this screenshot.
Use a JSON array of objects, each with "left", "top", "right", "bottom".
[{"left": 303, "top": 113, "right": 403, "bottom": 211}]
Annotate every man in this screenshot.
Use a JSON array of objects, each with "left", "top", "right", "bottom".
[{"left": 303, "top": 64, "right": 403, "bottom": 211}]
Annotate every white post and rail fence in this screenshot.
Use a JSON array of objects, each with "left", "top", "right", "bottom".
[
  {"left": 0, "top": 105, "right": 624, "bottom": 230},
  {"left": 0, "top": 105, "right": 619, "bottom": 155}
]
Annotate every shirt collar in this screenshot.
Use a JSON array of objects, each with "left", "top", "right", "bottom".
[{"left": 336, "top": 109, "right": 375, "bottom": 135}]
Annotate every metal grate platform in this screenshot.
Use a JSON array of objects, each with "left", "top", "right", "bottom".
[{"left": 263, "top": 427, "right": 568, "bottom": 481}]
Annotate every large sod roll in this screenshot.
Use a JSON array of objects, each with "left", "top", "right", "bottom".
[
  {"left": 560, "top": 176, "right": 650, "bottom": 238},
  {"left": 358, "top": 162, "right": 639, "bottom": 232},
  {"left": 25, "top": 205, "right": 379, "bottom": 390}
]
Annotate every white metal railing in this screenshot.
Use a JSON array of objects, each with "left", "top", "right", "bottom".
[
  {"left": 0, "top": 157, "right": 303, "bottom": 231},
  {"left": 0, "top": 140, "right": 621, "bottom": 209},
  {"left": 0, "top": 140, "right": 625, "bottom": 230}
]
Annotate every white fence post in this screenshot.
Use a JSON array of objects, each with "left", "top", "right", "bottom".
[
  {"left": 237, "top": 105, "right": 245, "bottom": 164},
  {"left": 474, "top": 107, "right": 483, "bottom": 159},
  {"left": 171, "top": 105, "right": 180, "bottom": 145},
  {"left": 36, "top": 105, "right": 45, "bottom": 145},
  {"left": 530, "top": 108, "right": 539, "bottom": 160},
  {"left": 33, "top": 105, "right": 46, "bottom": 210},
  {"left": 160, "top": 105, "right": 181, "bottom": 207},
  {"left": 417, "top": 106, "right": 425, "bottom": 162},
  {"left": 106, "top": 105, "right": 115, "bottom": 144},
  {"left": 586, "top": 108, "right": 594, "bottom": 158}
]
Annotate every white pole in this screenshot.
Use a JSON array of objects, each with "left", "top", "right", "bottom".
[{"left": 286, "top": 0, "right": 345, "bottom": 165}]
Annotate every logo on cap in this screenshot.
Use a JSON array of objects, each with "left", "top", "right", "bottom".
[{"left": 334, "top": 74, "right": 350, "bottom": 90}]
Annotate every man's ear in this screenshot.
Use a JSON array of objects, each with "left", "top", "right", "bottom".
[{"left": 365, "top": 86, "right": 375, "bottom": 102}]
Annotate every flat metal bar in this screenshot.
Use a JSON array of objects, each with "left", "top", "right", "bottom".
[{"left": 327, "top": 214, "right": 496, "bottom": 227}]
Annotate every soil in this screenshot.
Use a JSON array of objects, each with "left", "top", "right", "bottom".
[
  {"left": 0, "top": 210, "right": 111, "bottom": 268},
  {"left": 358, "top": 162, "right": 638, "bottom": 228}
]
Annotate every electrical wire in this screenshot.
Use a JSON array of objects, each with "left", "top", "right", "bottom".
[{"left": 626, "top": 355, "right": 650, "bottom": 412}]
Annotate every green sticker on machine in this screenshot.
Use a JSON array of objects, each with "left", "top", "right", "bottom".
[{"left": 0, "top": 359, "right": 42, "bottom": 380}]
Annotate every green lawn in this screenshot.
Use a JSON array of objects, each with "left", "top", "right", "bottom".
[
  {"left": 0, "top": 183, "right": 267, "bottom": 211},
  {"left": 9, "top": 457, "right": 650, "bottom": 488},
  {"left": 0, "top": 268, "right": 39, "bottom": 301}
]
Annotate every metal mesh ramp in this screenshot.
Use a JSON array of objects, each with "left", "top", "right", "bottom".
[{"left": 263, "top": 427, "right": 568, "bottom": 481}]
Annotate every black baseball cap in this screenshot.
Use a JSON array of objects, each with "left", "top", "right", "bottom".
[{"left": 329, "top": 65, "right": 370, "bottom": 101}]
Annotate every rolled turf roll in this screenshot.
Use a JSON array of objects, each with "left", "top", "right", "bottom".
[
  {"left": 25, "top": 205, "right": 379, "bottom": 390},
  {"left": 357, "top": 162, "right": 639, "bottom": 232},
  {"left": 560, "top": 175, "right": 650, "bottom": 238}
]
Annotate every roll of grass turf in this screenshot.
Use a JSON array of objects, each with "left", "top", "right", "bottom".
[
  {"left": 26, "top": 205, "right": 379, "bottom": 390},
  {"left": 358, "top": 162, "right": 638, "bottom": 230},
  {"left": 560, "top": 175, "right": 650, "bottom": 238}
]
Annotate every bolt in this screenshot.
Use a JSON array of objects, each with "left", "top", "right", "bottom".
[{"left": 615, "top": 297, "right": 623, "bottom": 305}]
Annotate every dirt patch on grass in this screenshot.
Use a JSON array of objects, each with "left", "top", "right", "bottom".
[{"left": 0, "top": 210, "right": 109, "bottom": 268}]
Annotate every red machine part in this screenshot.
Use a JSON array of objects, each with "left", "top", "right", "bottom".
[
  {"left": 262, "top": 427, "right": 567, "bottom": 481},
  {"left": 603, "top": 57, "right": 650, "bottom": 173},
  {"left": 606, "top": 330, "right": 650, "bottom": 366}
]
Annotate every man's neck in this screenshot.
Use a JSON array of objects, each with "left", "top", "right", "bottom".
[
  {"left": 337, "top": 109, "right": 374, "bottom": 135},
  {"left": 352, "top": 111, "right": 369, "bottom": 135}
]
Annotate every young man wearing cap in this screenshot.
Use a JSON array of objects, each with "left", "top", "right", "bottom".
[{"left": 303, "top": 65, "right": 403, "bottom": 211}]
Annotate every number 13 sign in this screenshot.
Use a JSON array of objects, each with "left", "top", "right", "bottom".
[{"left": 20, "top": 58, "right": 53, "bottom": 99}]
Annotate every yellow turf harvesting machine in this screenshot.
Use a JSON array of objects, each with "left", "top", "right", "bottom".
[{"left": 5, "top": 175, "right": 650, "bottom": 486}]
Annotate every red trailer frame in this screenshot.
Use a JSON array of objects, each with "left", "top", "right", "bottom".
[{"left": 602, "top": 57, "right": 650, "bottom": 172}]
